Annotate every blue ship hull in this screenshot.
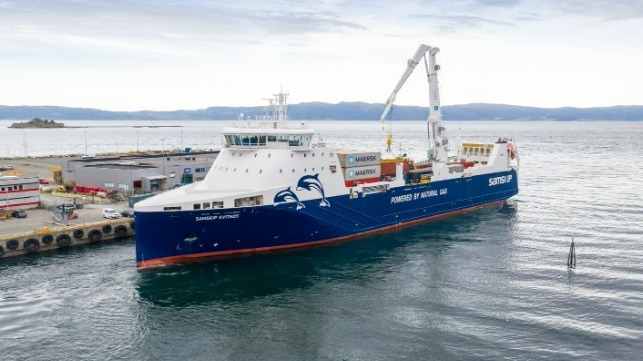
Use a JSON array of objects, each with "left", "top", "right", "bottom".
[{"left": 135, "top": 170, "right": 518, "bottom": 267}]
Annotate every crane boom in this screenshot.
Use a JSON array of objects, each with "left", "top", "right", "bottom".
[
  {"left": 380, "top": 44, "right": 431, "bottom": 122},
  {"left": 380, "top": 44, "right": 445, "bottom": 161}
]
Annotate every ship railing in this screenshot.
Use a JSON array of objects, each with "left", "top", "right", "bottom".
[{"left": 229, "top": 120, "right": 308, "bottom": 129}]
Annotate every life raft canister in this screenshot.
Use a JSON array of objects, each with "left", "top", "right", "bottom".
[{"left": 507, "top": 143, "right": 517, "bottom": 160}]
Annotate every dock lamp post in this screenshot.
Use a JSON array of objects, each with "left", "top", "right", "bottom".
[{"left": 161, "top": 138, "right": 166, "bottom": 175}]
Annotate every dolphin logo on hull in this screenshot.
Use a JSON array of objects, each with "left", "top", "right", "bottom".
[
  {"left": 297, "top": 174, "right": 330, "bottom": 207},
  {"left": 273, "top": 187, "right": 305, "bottom": 210}
]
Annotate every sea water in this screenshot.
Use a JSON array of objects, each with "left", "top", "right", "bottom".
[{"left": 1, "top": 120, "right": 642, "bottom": 360}]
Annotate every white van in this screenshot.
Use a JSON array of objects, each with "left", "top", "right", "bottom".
[{"left": 102, "top": 208, "right": 120, "bottom": 219}]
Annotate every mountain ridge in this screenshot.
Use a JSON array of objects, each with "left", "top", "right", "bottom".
[{"left": 1, "top": 102, "right": 642, "bottom": 121}]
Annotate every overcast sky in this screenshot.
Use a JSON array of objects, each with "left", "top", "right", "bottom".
[{"left": 1, "top": 0, "right": 642, "bottom": 111}]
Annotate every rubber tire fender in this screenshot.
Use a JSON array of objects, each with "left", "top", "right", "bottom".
[
  {"left": 42, "top": 234, "right": 54, "bottom": 245},
  {"left": 56, "top": 234, "right": 72, "bottom": 247},
  {"left": 6, "top": 239, "right": 19, "bottom": 251},
  {"left": 24, "top": 238, "right": 40, "bottom": 253},
  {"left": 115, "top": 225, "right": 128, "bottom": 238},
  {"left": 73, "top": 229, "right": 84, "bottom": 239},
  {"left": 102, "top": 224, "right": 112, "bottom": 234},
  {"left": 0, "top": 245, "right": 4, "bottom": 257},
  {"left": 88, "top": 229, "right": 102, "bottom": 242}
]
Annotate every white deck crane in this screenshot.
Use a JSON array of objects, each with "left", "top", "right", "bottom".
[{"left": 380, "top": 44, "right": 447, "bottom": 161}]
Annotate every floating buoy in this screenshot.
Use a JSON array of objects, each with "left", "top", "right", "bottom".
[{"left": 567, "top": 237, "right": 576, "bottom": 269}]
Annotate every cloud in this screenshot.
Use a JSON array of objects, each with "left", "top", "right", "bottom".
[
  {"left": 410, "top": 14, "right": 517, "bottom": 33},
  {"left": 0, "top": 0, "right": 366, "bottom": 46},
  {"left": 552, "top": 0, "right": 643, "bottom": 21}
]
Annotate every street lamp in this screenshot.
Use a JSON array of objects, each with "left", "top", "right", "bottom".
[{"left": 161, "top": 138, "right": 166, "bottom": 175}]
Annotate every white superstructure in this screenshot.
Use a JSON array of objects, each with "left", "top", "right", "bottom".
[{"left": 136, "top": 45, "right": 519, "bottom": 215}]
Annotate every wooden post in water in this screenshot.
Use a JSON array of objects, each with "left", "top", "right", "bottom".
[{"left": 567, "top": 237, "right": 576, "bottom": 269}]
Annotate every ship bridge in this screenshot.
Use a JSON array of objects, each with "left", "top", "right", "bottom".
[
  {"left": 222, "top": 92, "right": 314, "bottom": 150},
  {"left": 222, "top": 121, "right": 313, "bottom": 150}
]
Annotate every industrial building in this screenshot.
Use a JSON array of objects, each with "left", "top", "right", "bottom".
[
  {"left": 0, "top": 175, "right": 40, "bottom": 209},
  {"left": 62, "top": 151, "right": 219, "bottom": 195}
]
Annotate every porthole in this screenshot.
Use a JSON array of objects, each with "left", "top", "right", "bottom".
[
  {"left": 292, "top": 169, "right": 295, "bottom": 173},
  {"left": 304, "top": 168, "right": 307, "bottom": 172},
  {"left": 259, "top": 170, "right": 263, "bottom": 174},
  {"left": 312, "top": 168, "right": 315, "bottom": 171},
  {"left": 280, "top": 169, "right": 283, "bottom": 173},
  {"left": 234, "top": 168, "right": 237, "bottom": 172},
  {"left": 312, "top": 153, "right": 315, "bottom": 157},
  {"left": 304, "top": 154, "right": 307, "bottom": 157},
  {"left": 246, "top": 169, "right": 249, "bottom": 173},
  {"left": 254, "top": 154, "right": 257, "bottom": 157},
  {"left": 268, "top": 154, "right": 271, "bottom": 158}
]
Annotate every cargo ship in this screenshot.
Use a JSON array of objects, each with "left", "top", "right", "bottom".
[{"left": 134, "top": 44, "right": 519, "bottom": 268}]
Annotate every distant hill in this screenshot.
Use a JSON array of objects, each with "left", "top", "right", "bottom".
[{"left": 1, "top": 102, "right": 642, "bottom": 121}]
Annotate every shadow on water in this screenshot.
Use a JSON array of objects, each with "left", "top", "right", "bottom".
[{"left": 136, "top": 203, "right": 517, "bottom": 308}]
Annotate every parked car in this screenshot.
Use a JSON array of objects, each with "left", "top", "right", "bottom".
[
  {"left": 102, "top": 208, "right": 120, "bottom": 219},
  {"left": 120, "top": 210, "right": 135, "bottom": 218},
  {"left": 0, "top": 165, "right": 14, "bottom": 171},
  {"left": 11, "top": 210, "right": 27, "bottom": 218}
]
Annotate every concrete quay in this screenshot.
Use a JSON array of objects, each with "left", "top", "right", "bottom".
[{"left": 1, "top": 154, "right": 137, "bottom": 259}]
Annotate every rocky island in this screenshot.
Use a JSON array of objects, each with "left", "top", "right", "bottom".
[{"left": 10, "top": 118, "right": 65, "bottom": 128}]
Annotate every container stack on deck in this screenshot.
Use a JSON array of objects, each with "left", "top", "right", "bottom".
[{"left": 337, "top": 151, "right": 382, "bottom": 187}]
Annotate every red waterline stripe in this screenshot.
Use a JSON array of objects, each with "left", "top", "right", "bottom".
[
  {"left": 0, "top": 201, "right": 40, "bottom": 209},
  {"left": 137, "top": 199, "right": 508, "bottom": 269}
]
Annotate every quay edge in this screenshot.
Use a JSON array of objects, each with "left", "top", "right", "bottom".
[{"left": 0, "top": 219, "right": 135, "bottom": 259}]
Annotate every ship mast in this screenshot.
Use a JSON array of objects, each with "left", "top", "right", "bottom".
[{"left": 379, "top": 44, "right": 446, "bottom": 161}]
